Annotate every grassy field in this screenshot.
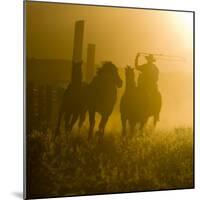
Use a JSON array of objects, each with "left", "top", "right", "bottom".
[{"left": 27, "top": 127, "right": 193, "bottom": 198}]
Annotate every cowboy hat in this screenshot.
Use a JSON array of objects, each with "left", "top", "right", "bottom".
[{"left": 145, "top": 54, "right": 156, "bottom": 62}]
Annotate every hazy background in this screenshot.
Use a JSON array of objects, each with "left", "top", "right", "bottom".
[{"left": 26, "top": 2, "right": 193, "bottom": 129}]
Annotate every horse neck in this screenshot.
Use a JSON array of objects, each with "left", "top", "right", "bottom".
[
  {"left": 125, "top": 77, "right": 136, "bottom": 92},
  {"left": 91, "top": 75, "right": 117, "bottom": 91}
]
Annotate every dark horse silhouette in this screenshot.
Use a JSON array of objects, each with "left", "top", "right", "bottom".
[
  {"left": 55, "top": 61, "right": 122, "bottom": 143},
  {"left": 55, "top": 61, "right": 87, "bottom": 136},
  {"left": 120, "top": 66, "right": 162, "bottom": 137},
  {"left": 84, "top": 61, "right": 122, "bottom": 142}
]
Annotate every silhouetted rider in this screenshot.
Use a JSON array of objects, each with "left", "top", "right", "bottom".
[{"left": 135, "top": 53, "right": 159, "bottom": 93}]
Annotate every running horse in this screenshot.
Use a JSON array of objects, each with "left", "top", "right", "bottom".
[
  {"left": 55, "top": 60, "right": 87, "bottom": 137},
  {"left": 85, "top": 61, "right": 122, "bottom": 142},
  {"left": 55, "top": 61, "right": 122, "bottom": 143},
  {"left": 120, "top": 66, "right": 162, "bottom": 138}
]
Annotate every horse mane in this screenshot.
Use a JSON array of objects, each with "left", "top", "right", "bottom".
[{"left": 96, "top": 61, "right": 117, "bottom": 78}]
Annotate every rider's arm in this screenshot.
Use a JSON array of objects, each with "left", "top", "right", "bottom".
[{"left": 135, "top": 53, "right": 144, "bottom": 71}]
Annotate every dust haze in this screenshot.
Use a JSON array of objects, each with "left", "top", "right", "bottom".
[
  {"left": 27, "top": 2, "right": 193, "bottom": 130},
  {"left": 25, "top": 2, "right": 194, "bottom": 199}
]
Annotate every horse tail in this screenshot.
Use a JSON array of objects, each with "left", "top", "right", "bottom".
[
  {"left": 78, "top": 82, "right": 89, "bottom": 130},
  {"left": 153, "top": 91, "right": 162, "bottom": 126},
  {"left": 157, "top": 91, "right": 162, "bottom": 115}
]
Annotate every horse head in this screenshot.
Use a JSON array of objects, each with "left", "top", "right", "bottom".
[
  {"left": 97, "top": 61, "right": 123, "bottom": 88},
  {"left": 125, "top": 65, "right": 135, "bottom": 86}
]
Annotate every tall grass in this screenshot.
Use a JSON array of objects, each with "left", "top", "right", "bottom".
[{"left": 27, "top": 127, "right": 193, "bottom": 198}]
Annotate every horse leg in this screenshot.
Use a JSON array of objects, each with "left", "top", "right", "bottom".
[
  {"left": 64, "top": 112, "right": 71, "bottom": 133},
  {"left": 139, "top": 118, "right": 148, "bottom": 136},
  {"left": 88, "top": 110, "right": 95, "bottom": 140},
  {"left": 78, "top": 109, "right": 87, "bottom": 132},
  {"left": 153, "top": 114, "right": 159, "bottom": 128},
  {"left": 121, "top": 113, "right": 127, "bottom": 138},
  {"left": 68, "top": 112, "right": 79, "bottom": 132},
  {"left": 152, "top": 91, "right": 161, "bottom": 129},
  {"left": 97, "top": 115, "right": 109, "bottom": 143},
  {"left": 129, "top": 119, "right": 136, "bottom": 139}
]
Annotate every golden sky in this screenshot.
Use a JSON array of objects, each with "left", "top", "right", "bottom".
[{"left": 26, "top": 2, "right": 193, "bottom": 72}]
